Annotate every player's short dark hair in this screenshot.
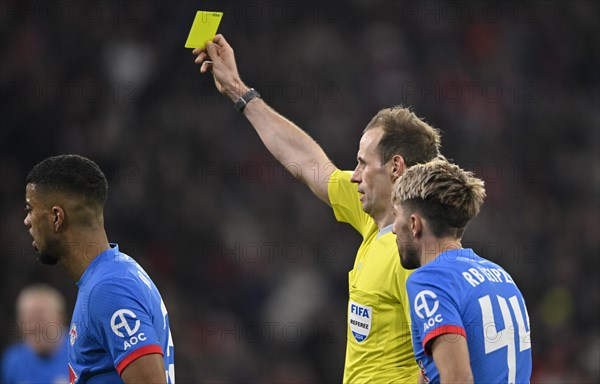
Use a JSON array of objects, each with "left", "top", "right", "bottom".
[
  {"left": 26, "top": 154, "right": 108, "bottom": 207},
  {"left": 364, "top": 106, "right": 441, "bottom": 166}
]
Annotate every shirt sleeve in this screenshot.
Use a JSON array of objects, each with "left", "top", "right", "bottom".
[
  {"left": 328, "top": 169, "right": 371, "bottom": 237},
  {"left": 407, "top": 269, "right": 466, "bottom": 355},
  {"left": 88, "top": 280, "right": 163, "bottom": 375}
]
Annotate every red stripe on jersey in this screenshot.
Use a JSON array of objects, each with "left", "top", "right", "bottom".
[
  {"left": 68, "top": 362, "right": 77, "bottom": 384},
  {"left": 116, "top": 344, "right": 164, "bottom": 375},
  {"left": 423, "top": 325, "right": 467, "bottom": 355}
]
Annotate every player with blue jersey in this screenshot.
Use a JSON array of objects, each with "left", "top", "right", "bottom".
[
  {"left": 2, "top": 284, "right": 69, "bottom": 384},
  {"left": 391, "top": 160, "right": 532, "bottom": 383},
  {"left": 24, "top": 155, "right": 175, "bottom": 384},
  {"left": 67, "top": 244, "right": 175, "bottom": 383}
]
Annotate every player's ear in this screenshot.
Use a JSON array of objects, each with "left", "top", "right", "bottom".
[
  {"left": 410, "top": 214, "right": 422, "bottom": 238},
  {"left": 52, "top": 206, "right": 65, "bottom": 232},
  {"left": 390, "top": 155, "right": 406, "bottom": 180}
]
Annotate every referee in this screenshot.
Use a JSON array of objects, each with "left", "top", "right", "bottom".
[{"left": 194, "top": 34, "right": 442, "bottom": 383}]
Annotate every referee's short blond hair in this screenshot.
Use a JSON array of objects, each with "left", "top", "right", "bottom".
[{"left": 392, "top": 160, "right": 486, "bottom": 237}]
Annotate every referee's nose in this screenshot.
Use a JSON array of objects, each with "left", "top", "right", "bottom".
[{"left": 350, "top": 165, "right": 362, "bottom": 184}]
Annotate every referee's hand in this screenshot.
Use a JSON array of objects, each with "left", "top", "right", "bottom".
[{"left": 193, "top": 34, "right": 250, "bottom": 102}]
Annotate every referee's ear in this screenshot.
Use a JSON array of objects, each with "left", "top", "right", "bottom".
[{"left": 390, "top": 155, "right": 406, "bottom": 180}]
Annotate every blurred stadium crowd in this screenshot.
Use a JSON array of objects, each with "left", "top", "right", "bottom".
[{"left": 1, "top": 1, "right": 598, "bottom": 382}]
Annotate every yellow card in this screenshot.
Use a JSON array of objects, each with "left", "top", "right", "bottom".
[{"left": 185, "top": 11, "right": 223, "bottom": 49}]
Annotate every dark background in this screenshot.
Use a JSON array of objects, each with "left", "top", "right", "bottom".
[{"left": 1, "top": 1, "right": 598, "bottom": 382}]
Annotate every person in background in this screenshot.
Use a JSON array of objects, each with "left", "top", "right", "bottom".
[{"left": 2, "top": 284, "right": 69, "bottom": 384}]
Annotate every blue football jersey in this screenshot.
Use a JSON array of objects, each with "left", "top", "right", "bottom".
[
  {"left": 406, "top": 249, "right": 532, "bottom": 384},
  {"left": 68, "top": 244, "right": 174, "bottom": 384},
  {"left": 1, "top": 336, "right": 69, "bottom": 384}
]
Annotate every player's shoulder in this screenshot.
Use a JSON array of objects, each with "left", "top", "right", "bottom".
[
  {"left": 473, "top": 256, "right": 505, "bottom": 271},
  {"left": 424, "top": 248, "right": 493, "bottom": 274},
  {"left": 407, "top": 264, "right": 449, "bottom": 292},
  {"left": 92, "top": 267, "right": 148, "bottom": 292},
  {"left": 1, "top": 344, "right": 21, "bottom": 382},
  {"left": 463, "top": 253, "right": 518, "bottom": 281},
  {"left": 1, "top": 342, "right": 30, "bottom": 364},
  {"left": 407, "top": 255, "right": 472, "bottom": 291},
  {"left": 88, "top": 256, "right": 152, "bottom": 299},
  {"left": 91, "top": 250, "right": 145, "bottom": 280},
  {"left": 86, "top": 275, "right": 155, "bottom": 323}
]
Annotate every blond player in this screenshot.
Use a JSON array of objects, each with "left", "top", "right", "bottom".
[
  {"left": 193, "top": 35, "right": 442, "bottom": 383},
  {"left": 391, "top": 160, "right": 531, "bottom": 383}
]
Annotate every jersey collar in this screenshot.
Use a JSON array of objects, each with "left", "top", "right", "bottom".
[
  {"left": 376, "top": 224, "right": 394, "bottom": 238},
  {"left": 433, "top": 248, "right": 477, "bottom": 263}
]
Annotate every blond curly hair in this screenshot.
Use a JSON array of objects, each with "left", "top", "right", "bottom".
[{"left": 392, "top": 160, "right": 486, "bottom": 236}]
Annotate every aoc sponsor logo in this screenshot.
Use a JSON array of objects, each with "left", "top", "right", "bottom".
[
  {"left": 349, "top": 301, "right": 372, "bottom": 342},
  {"left": 111, "top": 309, "right": 140, "bottom": 337},
  {"left": 414, "top": 290, "right": 439, "bottom": 319},
  {"left": 110, "top": 308, "right": 146, "bottom": 350},
  {"left": 414, "top": 290, "right": 444, "bottom": 332}
]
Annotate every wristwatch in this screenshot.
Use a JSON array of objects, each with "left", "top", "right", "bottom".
[{"left": 234, "top": 88, "right": 261, "bottom": 113}]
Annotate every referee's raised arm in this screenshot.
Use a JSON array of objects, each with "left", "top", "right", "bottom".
[{"left": 193, "top": 34, "right": 336, "bottom": 205}]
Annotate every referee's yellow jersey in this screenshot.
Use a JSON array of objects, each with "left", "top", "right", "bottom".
[{"left": 328, "top": 169, "right": 419, "bottom": 383}]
